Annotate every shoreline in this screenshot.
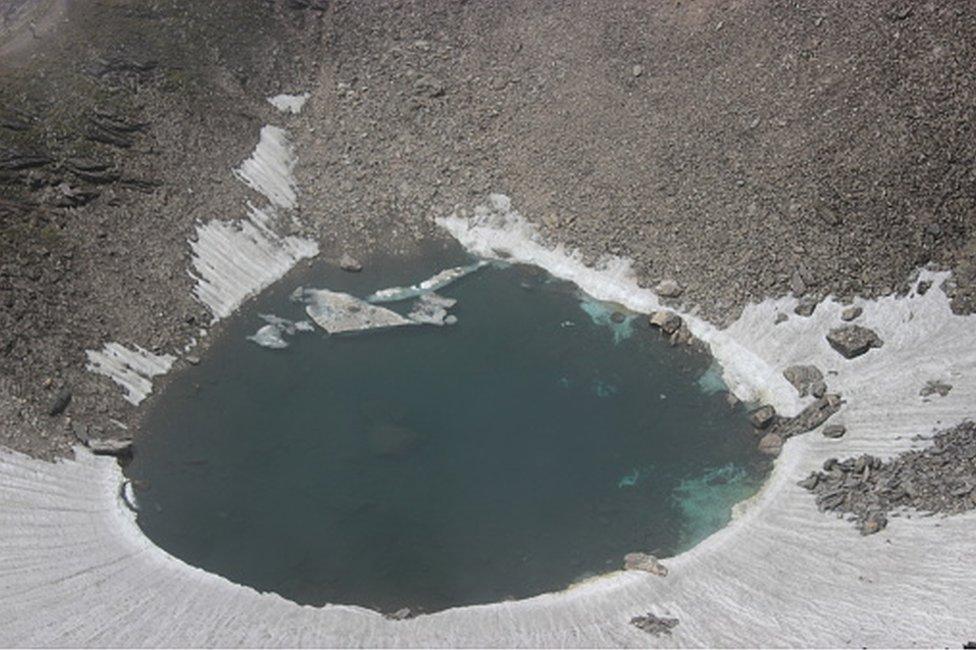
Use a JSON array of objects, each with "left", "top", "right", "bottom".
[{"left": 1, "top": 197, "right": 974, "bottom": 645}]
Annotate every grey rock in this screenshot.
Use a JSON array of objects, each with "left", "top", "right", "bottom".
[
  {"left": 47, "top": 389, "right": 72, "bottom": 416},
  {"left": 916, "top": 279, "right": 932, "bottom": 295},
  {"left": 339, "top": 253, "right": 363, "bottom": 272},
  {"left": 648, "top": 310, "right": 682, "bottom": 335},
  {"left": 631, "top": 613, "right": 679, "bottom": 637},
  {"left": 797, "top": 473, "right": 819, "bottom": 490},
  {"left": 654, "top": 279, "right": 683, "bottom": 298},
  {"left": 748, "top": 405, "right": 776, "bottom": 430},
  {"left": 920, "top": 380, "right": 952, "bottom": 398},
  {"left": 774, "top": 312, "right": 788, "bottom": 324},
  {"left": 623, "top": 552, "right": 668, "bottom": 576},
  {"left": 758, "top": 432, "right": 783, "bottom": 456},
  {"left": 840, "top": 305, "right": 863, "bottom": 321},
  {"left": 186, "top": 355, "right": 200, "bottom": 366},
  {"left": 826, "top": 325, "right": 884, "bottom": 359},
  {"left": 822, "top": 424, "right": 846, "bottom": 439},
  {"left": 413, "top": 75, "right": 446, "bottom": 98},
  {"left": 773, "top": 396, "right": 842, "bottom": 438},
  {"left": 385, "top": 608, "right": 413, "bottom": 621},
  {"left": 794, "top": 296, "right": 818, "bottom": 317},
  {"left": 631, "top": 64, "right": 644, "bottom": 78},
  {"left": 790, "top": 269, "right": 806, "bottom": 296},
  {"left": 783, "top": 364, "right": 825, "bottom": 398},
  {"left": 860, "top": 511, "right": 887, "bottom": 536},
  {"left": 87, "top": 437, "right": 133, "bottom": 457}
]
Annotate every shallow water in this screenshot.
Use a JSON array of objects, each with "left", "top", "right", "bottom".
[{"left": 127, "top": 249, "right": 768, "bottom": 613}]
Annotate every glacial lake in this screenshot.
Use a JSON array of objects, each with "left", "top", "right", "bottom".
[{"left": 126, "top": 246, "right": 768, "bottom": 613}]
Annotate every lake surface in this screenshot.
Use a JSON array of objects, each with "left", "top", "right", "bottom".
[{"left": 126, "top": 247, "right": 768, "bottom": 613}]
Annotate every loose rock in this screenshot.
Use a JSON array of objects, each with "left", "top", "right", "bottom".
[
  {"left": 826, "top": 325, "right": 883, "bottom": 359},
  {"left": 87, "top": 437, "right": 134, "bottom": 457},
  {"left": 648, "top": 310, "right": 682, "bottom": 335},
  {"left": 654, "top": 279, "right": 683, "bottom": 298},
  {"left": 630, "top": 613, "right": 679, "bottom": 637},
  {"left": 623, "top": 552, "right": 668, "bottom": 577},
  {"left": 758, "top": 432, "right": 783, "bottom": 455},
  {"left": 339, "top": 253, "right": 363, "bottom": 272},
  {"left": 748, "top": 405, "right": 776, "bottom": 430},
  {"left": 794, "top": 296, "right": 818, "bottom": 317},
  {"left": 822, "top": 424, "right": 846, "bottom": 439},
  {"left": 47, "top": 388, "right": 72, "bottom": 416},
  {"left": 920, "top": 380, "right": 952, "bottom": 398},
  {"left": 783, "top": 364, "right": 825, "bottom": 398},
  {"left": 840, "top": 305, "right": 863, "bottom": 321}
]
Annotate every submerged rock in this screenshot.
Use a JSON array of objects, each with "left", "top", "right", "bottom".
[
  {"left": 623, "top": 552, "right": 668, "bottom": 577},
  {"left": 826, "top": 325, "right": 884, "bottom": 359}
]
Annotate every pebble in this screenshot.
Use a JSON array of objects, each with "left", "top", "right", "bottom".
[
  {"left": 840, "top": 305, "right": 863, "bottom": 321},
  {"left": 822, "top": 424, "right": 846, "bottom": 439}
]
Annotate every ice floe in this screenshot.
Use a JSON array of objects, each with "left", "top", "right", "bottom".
[
  {"left": 293, "top": 287, "right": 415, "bottom": 334},
  {"left": 366, "top": 262, "right": 485, "bottom": 303},
  {"left": 247, "top": 314, "right": 316, "bottom": 349},
  {"left": 407, "top": 293, "right": 458, "bottom": 326}
]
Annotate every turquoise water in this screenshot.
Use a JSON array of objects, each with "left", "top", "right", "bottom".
[{"left": 126, "top": 250, "right": 767, "bottom": 613}]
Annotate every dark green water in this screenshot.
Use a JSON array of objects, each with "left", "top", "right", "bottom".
[{"left": 126, "top": 249, "right": 767, "bottom": 613}]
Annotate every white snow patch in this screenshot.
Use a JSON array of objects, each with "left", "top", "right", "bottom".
[
  {"left": 189, "top": 203, "right": 318, "bottom": 320},
  {"left": 267, "top": 92, "right": 310, "bottom": 115},
  {"left": 232, "top": 125, "right": 299, "bottom": 210},
  {"left": 84, "top": 343, "right": 175, "bottom": 405}
]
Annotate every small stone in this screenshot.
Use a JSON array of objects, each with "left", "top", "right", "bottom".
[
  {"left": 185, "top": 355, "right": 200, "bottom": 366},
  {"left": 822, "top": 424, "right": 846, "bottom": 439},
  {"left": 758, "top": 432, "right": 784, "bottom": 456},
  {"left": 87, "top": 437, "right": 134, "bottom": 457},
  {"left": 648, "top": 310, "right": 682, "bottom": 335},
  {"left": 826, "top": 325, "right": 884, "bottom": 359},
  {"left": 916, "top": 280, "right": 932, "bottom": 295},
  {"left": 339, "top": 253, "right": 363, "bottom": 272},
  {"left": 860, "top": 511, "right": 887, "bottom": 535},
  {"left": 810, "top": 380, "right": 827, "bottom": 398},
  {"left": 798, "top": 473, "right": 819, "bottom": 490},
  {"left": 919, "top": 380, "right": 952, "bottom": 398},
  {"left": 631, "top": 64, "right": 644, "bottom": 78},
  {"left": 790, "top": 270, "right": 806, "bottom": 296},
  {"left": 748, "top": 405, "right": 776, "bottom": 430},
  {"left": 47, "top": 388, "right": 72, "bottom": 416},
  {"left": 654, "top": 279, "right": 683, "bottom": 298},
  {"left": 840, "top": 305, "right": 862, "bottom": 321},
  {"left": 385, "top": 608, "right": 412, "bottom": 621},
  {"left": 794, "top": 297, "right": 817, "bottom": 317},
  {"left": 774, "top": 313, "right": 788, "bottom": 324},
  {"left": 623, "top": 552, "right": 668, "bottom": 577}
]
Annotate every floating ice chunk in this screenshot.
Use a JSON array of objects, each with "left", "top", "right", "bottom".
[
  {"left": 85, "top": 343, "right": 176, "bottom": 405},
  {"left": 267, "top": 92, "right": 310, "bottom": 115},
  {"left": 366, "top": 261, "right": 486, "bottom": 303},
  {"left": 407, "top": 293, "right": 458, "bottom": 326},
  {"left": 248, "top": 314, "right": 317, "bottom": 349},
  {"left": 294, "top": 287, "right": 414, "bottom": 334},
  {"left": 247, "top": 324, "right": 289, "bottom": 349},
  {"left": 618, "top": 469, "right": 639, "bottom": 488}
]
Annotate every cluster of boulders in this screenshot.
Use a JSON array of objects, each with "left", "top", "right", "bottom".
[
  {"left": 799, "top": 421, "right": 976, "bottom": 535},
  {"left": 647, "top": 282, "right": 699, "bottom": 348},
  {"left": 747, "top": 385, "right": 844, "bottom": 457},
  {"left": 630, "top": 613, "right": 679, "bottom": 637},
  {"left": 623, "top": 552, "right": 668, "bottom": 577}
]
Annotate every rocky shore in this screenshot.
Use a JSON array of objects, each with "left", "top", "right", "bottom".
[{"left": 2, "top": 0, "right": 975, "bottom": 461}]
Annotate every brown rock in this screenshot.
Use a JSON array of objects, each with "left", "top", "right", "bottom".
[
  {"left": 623, "top": 552, "right": 669, "bottom": 577},
  {"left": 758, "top": 432, "right": 783, "bottom": 455}
]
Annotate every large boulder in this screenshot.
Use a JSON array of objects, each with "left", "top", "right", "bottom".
[
  {"left": 748, "top": 405, "right": 776, "bottom": 430},
  {"left": 826, "top": 325, "right": 883, "bottom": 359},
  {"left": 783, "top": 365, "right": 826, "bottom": 398},
  {"left": 758, "top": 432, "right": 783, "bottom": 456}
]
